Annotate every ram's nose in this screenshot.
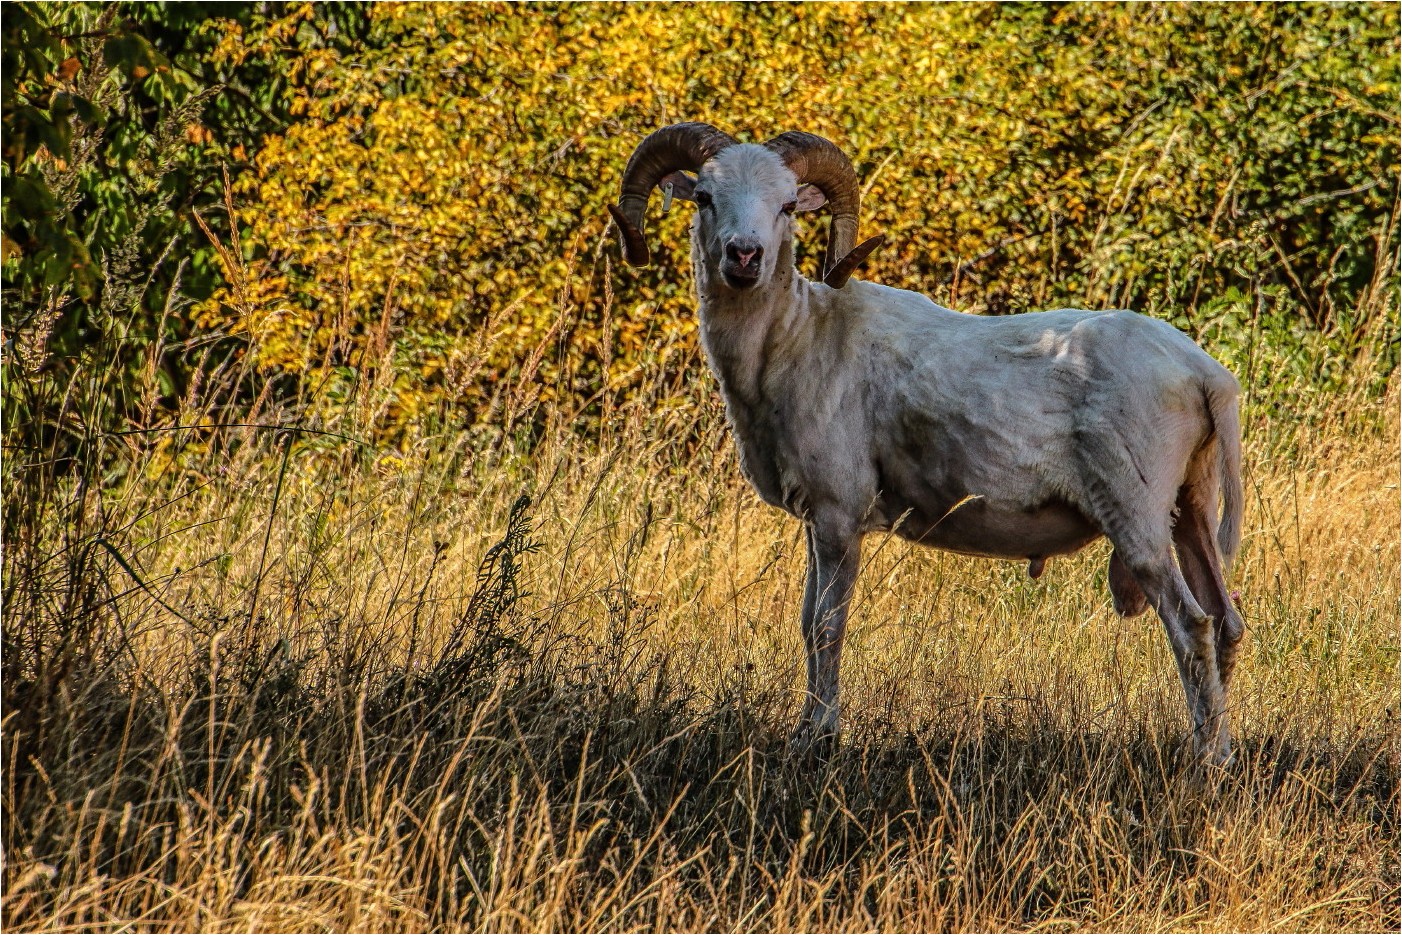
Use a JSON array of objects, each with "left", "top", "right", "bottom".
[{"left": 725, "top": 240, "right": 763, "bottom": 272}]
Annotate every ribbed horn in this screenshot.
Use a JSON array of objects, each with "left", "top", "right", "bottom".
[
  {"left": 611, "top": 122, "right": 737, "bottom": 267},
  {"left": 765, "top": 131, "right": 880, "bottom": 288},
  {"left": 821, "top": 234, "right": 886, "bottom": 289}
]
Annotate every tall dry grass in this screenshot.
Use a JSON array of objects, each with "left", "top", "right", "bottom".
[{"left": 4, "top": 218, "right": 1399, "bottom": 932}]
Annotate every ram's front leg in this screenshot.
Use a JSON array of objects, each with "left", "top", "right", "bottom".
[{"left": 792, "top": 519, "right": 862, "bottom": 749}]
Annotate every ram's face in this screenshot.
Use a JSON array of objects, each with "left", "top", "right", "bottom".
[{"left": 667, "top": 145, "right": 826, "bottom": 291}]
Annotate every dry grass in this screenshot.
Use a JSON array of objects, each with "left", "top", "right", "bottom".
[{"left": 3, "top": 341, "right": 1398, "bottom": 932}]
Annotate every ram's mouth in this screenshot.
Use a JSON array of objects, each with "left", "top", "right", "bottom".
[{"left": 722, "top": 268, "right": 761, "bottom": 289}]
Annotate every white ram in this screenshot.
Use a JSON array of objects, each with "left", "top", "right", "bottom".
[{"left": 609, "top": 123, "right": 1246, "bottom": 764}]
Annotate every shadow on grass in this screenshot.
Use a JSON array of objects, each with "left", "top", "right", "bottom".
[{"left": 5, "top": 612, "right": 1398, "bottom": 931}]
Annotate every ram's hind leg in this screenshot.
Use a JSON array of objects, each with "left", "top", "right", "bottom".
[
  {"left": 1108, "top": 550, "right": 1148, "bottom": 617},
  {"left": 1118, "top": 540, "right": 1228, "bottom": 764},
  {"left": 1173, "top": 471, "right": 1245, "bottom": 744},
  {"left": 1074, "top": 428, "right": 1229, "bottom": 764}
]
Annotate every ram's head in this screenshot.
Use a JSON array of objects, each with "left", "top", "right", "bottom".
[{"left": 608, "top": 122, "right": 885, "bottom": 290}]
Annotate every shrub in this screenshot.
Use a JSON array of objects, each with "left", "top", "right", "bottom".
[{"left": 200, "top": 2, "right": 1398, "bottom": 433}]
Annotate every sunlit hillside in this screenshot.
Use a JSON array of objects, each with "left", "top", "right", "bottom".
[{"left": 4, "top": 3, "right": 1398, "bottom": 932}]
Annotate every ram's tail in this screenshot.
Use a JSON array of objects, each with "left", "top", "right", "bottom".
[{"left": 1207, "top": 383, "right": 1244, "bottom": 572}]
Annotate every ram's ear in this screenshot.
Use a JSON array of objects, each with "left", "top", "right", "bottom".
[
  {"left": 794, "top": 183, "right": 827, "bottom": 212},
  {"left": 659, "top": 170, "right": 698, "bottom": 203}
]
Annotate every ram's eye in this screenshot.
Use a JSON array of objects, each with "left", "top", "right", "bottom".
[
  {"left": 781, "top": 200, "right": 797, "bottom": 216},
  {"left": 694, "top": 190, "right": 713, "bottom": 208}
]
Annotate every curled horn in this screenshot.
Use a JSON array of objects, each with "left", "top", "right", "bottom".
[
  {"left": 823, "top": 234, "right": 887, "bottom": 288},
  {"left": 764, "top": 131, "right": 881, "bottom": 288},
  {"left": 609, "top": 122, "right": 737, "bottom": 267}
]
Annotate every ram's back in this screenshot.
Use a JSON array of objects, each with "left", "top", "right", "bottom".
[{"left": 826, "top": 283, "right": 1236, "bottom": 551}]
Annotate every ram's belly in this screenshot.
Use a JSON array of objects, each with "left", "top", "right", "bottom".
[{"left": 875, "top": 496, "right": 1102, "bottom": 560}]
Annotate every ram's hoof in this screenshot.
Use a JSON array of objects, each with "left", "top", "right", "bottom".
[
  {"left": 788, "top": 720, "right": 839, "bottom": 759},
  {"left": 1200, "top": 742, "right": 1237, "bottom": 770}
]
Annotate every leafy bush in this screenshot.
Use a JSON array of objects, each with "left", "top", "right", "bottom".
[
  {"left": 200, "top": 2, "right": 1398, "bottom": 432},
  {"left": 1, "top": 1, "right": 367, "bottom": 460}
]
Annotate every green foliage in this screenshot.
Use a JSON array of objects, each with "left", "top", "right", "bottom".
[
  {"left": 202, "top": 2, "right": 1398, "bottom": 433},
  {"left": 0, "top": 1, "right": 371, "bottom": 465},
  {"left": 3, "top": 2, "right": 1397, "bottom": 446}
]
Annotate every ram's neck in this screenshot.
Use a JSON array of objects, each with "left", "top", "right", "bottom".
[{"left": 692, "top": 243, "right": 815, "bottom": 409}]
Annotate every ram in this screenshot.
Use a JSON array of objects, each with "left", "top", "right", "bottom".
[{"left": 608, "top": 122, "right": 1246, "bottom": 764}]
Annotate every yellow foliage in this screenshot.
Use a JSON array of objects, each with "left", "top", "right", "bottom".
[{"left": 197, "top": 2, "right": 1398, "bottom": 433}]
